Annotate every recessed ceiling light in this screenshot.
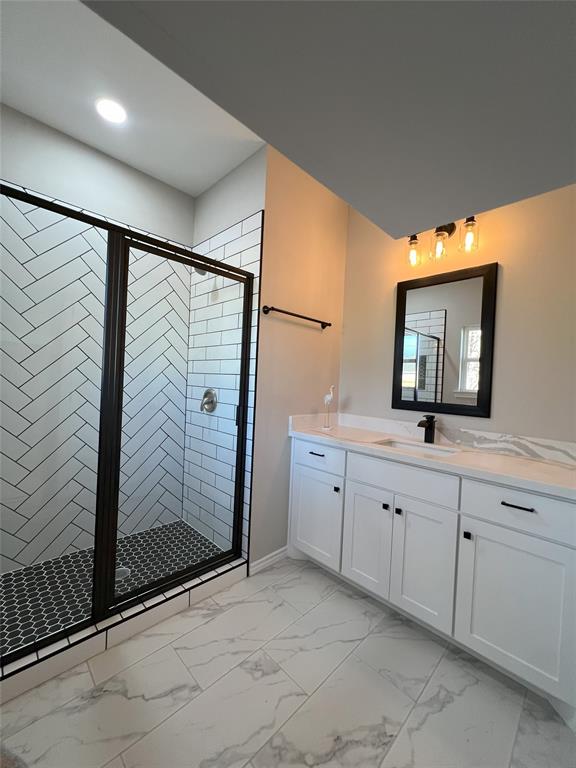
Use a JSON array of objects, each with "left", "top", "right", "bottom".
[{"left": 95, "top": 98, "right": 127, "bottom": 124}]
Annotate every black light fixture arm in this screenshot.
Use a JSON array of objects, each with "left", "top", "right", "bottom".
[{"left": 261, "top": 305, "right": 331, "bottom": 329}]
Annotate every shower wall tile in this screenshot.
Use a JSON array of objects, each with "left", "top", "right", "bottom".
[
  {"left": 0, "top": 195, "right": 107, "bottom": 572},
  {"left": 117, "top": 247, "right": 190, "bottom": 538},
  {"left": 185, "top": 212, "right": 262, "bottom": 557}
]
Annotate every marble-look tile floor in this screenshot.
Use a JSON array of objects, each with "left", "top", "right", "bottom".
[{"left": 1, "top": 558, "right": 574, "bottom": 768}]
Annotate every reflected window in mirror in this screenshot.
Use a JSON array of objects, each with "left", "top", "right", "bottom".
[{"left": 393, "top": 264, "right": 498, "bottom": 417}]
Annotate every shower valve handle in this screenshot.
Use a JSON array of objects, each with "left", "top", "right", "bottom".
[{"left": 200, "top": 388, "right": 218, "bottom": 414}]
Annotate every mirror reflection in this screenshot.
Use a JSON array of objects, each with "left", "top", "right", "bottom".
[{"left": 401, "top": 277, "right": 483, "bottom": 407}]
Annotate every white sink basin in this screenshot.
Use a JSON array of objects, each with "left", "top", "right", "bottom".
[{"left": 374, "top": 439, "right": 459, "bottom": 456}]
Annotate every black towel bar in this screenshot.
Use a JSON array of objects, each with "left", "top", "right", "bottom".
[{"left": 261, "top": 305, "right": 331, "bottom": 329}]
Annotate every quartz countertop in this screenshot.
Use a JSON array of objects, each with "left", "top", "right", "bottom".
[{"left": 289, "top": 421, "right": 576, "bottom": 502}]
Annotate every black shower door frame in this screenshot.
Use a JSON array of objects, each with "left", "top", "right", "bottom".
[{"left": 1, "top": 184, "right": 253, "bottom": 625}]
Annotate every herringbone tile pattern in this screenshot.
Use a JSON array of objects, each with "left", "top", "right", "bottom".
[
  {"left": 1, "top": 195, "right": 107, "bottom": 572},
  {"left": 117, "top": 247, "right": 190, "bottom": 540}
]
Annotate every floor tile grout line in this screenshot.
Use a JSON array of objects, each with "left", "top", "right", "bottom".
[
  {"left": 168, "top": 578, "right": 346, "bottom": 693},
  {"left": 90, "top": 643, "right": 211, "bottom": 768},
  {"left": 3, "top": 643, "right": 206, "bottom": 767},
  {"left": 355, "top": 627, "right": 450, "bottom": 706},
  {"left": 88, "top": 596, "right": 221, "bottom": 685},
  {"left": 116, "top": 644, "right": 305, "bottom": 767},
  {"left": 113, "top": 567, "right": 350, "bottom": 765},
  {"left": 211, "top": 558, "right": 311, "bottom": 607},
  {"left": 506, "top": 691, "right": 527, "bottom": 768},
  {"left": 250, "top": 615, "right": 395, "bottom": 767},
  {"left": 1, "top": 597, "right": 221, "bottom": 741},
  {"left": 86, "top": 655, "right": 97, "bottom": 688},
  {"left": 374, "top": 644, "right": 450, "bottom": 767}
]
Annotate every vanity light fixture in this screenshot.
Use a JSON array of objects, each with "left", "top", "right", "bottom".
[
  {"left": 460, "top": 216, "right": 479, "bottom": 253},
  {"left": 95, "top": 98, "right": 127, "bottom": 124},
  {"left": 430, "top": 222, "right": 456, "bottom": 261},
  {"left": 408, "top": 234, "right": 421, "bottom": 267}
]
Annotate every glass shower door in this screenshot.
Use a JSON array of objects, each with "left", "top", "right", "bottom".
[
  {"left": 0, "top": 190, "right": 107, "bottom": 659},
  {"left": 111, "top": 241, "right": 251, "bottom": 602}
]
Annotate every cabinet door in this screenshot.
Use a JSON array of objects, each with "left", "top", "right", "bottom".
[
  {"left": 455, "top": 518, "right": 576, "bottom": 705},
  {"left": 342, "top": 481, "right": 393, "bottom": 599},
  {"left": 291, "top": 464, "right": 344, "bottom": 570},
  {"left": 390, "top": 495, "right": 457, "bottom": 634}
]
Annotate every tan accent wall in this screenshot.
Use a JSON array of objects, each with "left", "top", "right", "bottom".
[
  {"left": 340, "top": 184, "right": 576, "bottom": 442},
  {"left": 250, "top": 148, "right": 348, "bottom": 562}
]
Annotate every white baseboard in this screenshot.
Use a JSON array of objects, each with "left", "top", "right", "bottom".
[{"left": 249, "top": 546, "right": 288, "bottom": 574}]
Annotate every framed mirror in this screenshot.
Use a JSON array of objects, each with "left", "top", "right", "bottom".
[{"left": 392, "top": 263, "right": 498, "bottom": 417}]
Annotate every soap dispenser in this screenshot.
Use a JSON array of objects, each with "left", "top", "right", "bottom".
[{"left": 322, "top": 385, "right": 335, "bottom": 431}]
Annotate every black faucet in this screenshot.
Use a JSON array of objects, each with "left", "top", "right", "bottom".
[{"left": 417, "top": 415, "right": 436, "bottom": 444}]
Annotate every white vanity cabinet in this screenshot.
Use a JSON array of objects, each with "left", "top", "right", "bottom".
[
  {"left": 455, "top": 480, "right": 576, "bottom": 704},
  {"left": 341, "top": 481, "right": 393, "bottom": 599},
  {"left": 389, "top": 495, "right": 458, "bottom": 634},
  {"left": 290, "top": 441, "right": 345, "bottom": 571},
  {"left": 288, "top": 435, "right": 576, "bottom": 706}
]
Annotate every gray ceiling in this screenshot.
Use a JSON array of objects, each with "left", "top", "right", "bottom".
[{"left": 86, "top": 1, "right": 575, "bottom": 237}]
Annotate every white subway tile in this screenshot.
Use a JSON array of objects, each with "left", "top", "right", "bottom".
[
  {"left": 217, "top": 446, "right": 236, "bottom": 465},
  {"left": 187, "top": 347, "right": 206, "bottom": 361},
  {"left": 215, "top": 475, "right": 235, "bottom": 496},
  {"left": 194, "top": 303, "right": 223, "bottom": 321},
  {"left": 194, "top": 331, "right": 222, "bottom": 347},
  {"left": 201, "top": 455, "right": 233, "bottom": 480},
  {"left": 205, "top": 344, "right": 239, "bottom": 360},
  {"left": 202, "top": 428, "right": 234, "bottom": 450},
  {"left": 223, "top": 228, "right": 260, "bottom": 258},
  {"left": 220, "top": 329, "right": 242, "bottom": 345},
  {"left": 221, "top": 297, "right": 244, "bottom": 316},
  {"left": 220, "top": 359, "right": 241, "bottom": 375},
  {"left": 206, "top": 314, "right": 240, "bottom": 332},
  {"left": 192, "top": 360, "right": 221, "bottom": 374},
  {"left": 241, "top": 212, "right": 262, "bottom": 235},
  {"left": 192, "top": 239, "right": 210, "bottom": 255},
  {"left": 208, "top": 223, "right": 242, "bottom": 250}
]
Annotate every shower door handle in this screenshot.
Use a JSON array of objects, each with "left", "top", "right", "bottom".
[{"left": 200, "top": 388, "right": 218, "bottom": 413}]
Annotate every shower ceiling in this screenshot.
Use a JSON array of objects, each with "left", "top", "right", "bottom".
[{"left": 0, "top": 0, "right": 264, "bottom": 196}]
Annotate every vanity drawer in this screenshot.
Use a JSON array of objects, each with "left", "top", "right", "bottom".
[
  {"left": 461, "top": 479, "right": 576, "bottom": 547},
  {"left": 293, "top": 439, "right": 346, "bottom": 476},
  {"left": 347, "top": 453, "right": 460, "bottom": 509}
]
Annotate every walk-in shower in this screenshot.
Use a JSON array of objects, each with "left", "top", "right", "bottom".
[{"left": 0, "top": 183, "right": 256, "bottom": 664}]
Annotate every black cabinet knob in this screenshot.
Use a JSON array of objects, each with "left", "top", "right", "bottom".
[
  {"left": 333, "top": 486, "right": 340, "bottom": 493},
  {"left": 463, "top": 531, "right": 472, "bottom": 540},
  {"left": 395, "top": 508, "right": 402, "bottom": 515},
  {"left": 382, "top": 503, "right": 390, "bottom": 510}
]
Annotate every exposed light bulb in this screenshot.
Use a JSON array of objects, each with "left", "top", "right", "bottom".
[
  {"left": 460, "top": 216, "right": 479, "bottom": 253},
  {"left": 432, "top": 231, "right": 447, "bottom": 260},
  {"left": 408, "top": 235, "right": 420, "bottom": 267},
  {"left": 95, "top": 98, "right": 127, "bottom": 124}
]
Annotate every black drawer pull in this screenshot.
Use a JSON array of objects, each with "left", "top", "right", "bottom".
[
  {"left": 463, "top": 531, "right": 472, "bottom": 540},
  {"left": 333, "top": 486, "right": 340, "bottom": 493},
  {"left": 501, "top": 500, "right": 536, "bottom": 514},
  {"left": 382, "top": 503, "right": 390, "bottom": 510},
  {"left": 394, "top": 508, "right": 402, "bottom": 515},
  {"left": 309, "top": 451, "right": 325, "bottom": 458}
]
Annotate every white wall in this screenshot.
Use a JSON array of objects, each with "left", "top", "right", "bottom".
[
  {"left": 192, "top": 147, "right": 267, "bottom": 246},
  {"left": 0, "top": 105, "right": 195, "bottom": 243},
  {"left": 340, "top": 185, "right": 576, "bottom": 442},
  {"left": 250, "top": 148, "right": 349, "bottom": 562}
]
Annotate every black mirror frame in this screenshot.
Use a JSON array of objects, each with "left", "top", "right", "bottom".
[{"left": 392, "top": 262, "right": 498, "bottom": 418}]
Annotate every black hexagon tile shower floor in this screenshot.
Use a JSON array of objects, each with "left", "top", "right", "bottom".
[{"left": 0, "top": 521, "right": 223, "bottom": 661}]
